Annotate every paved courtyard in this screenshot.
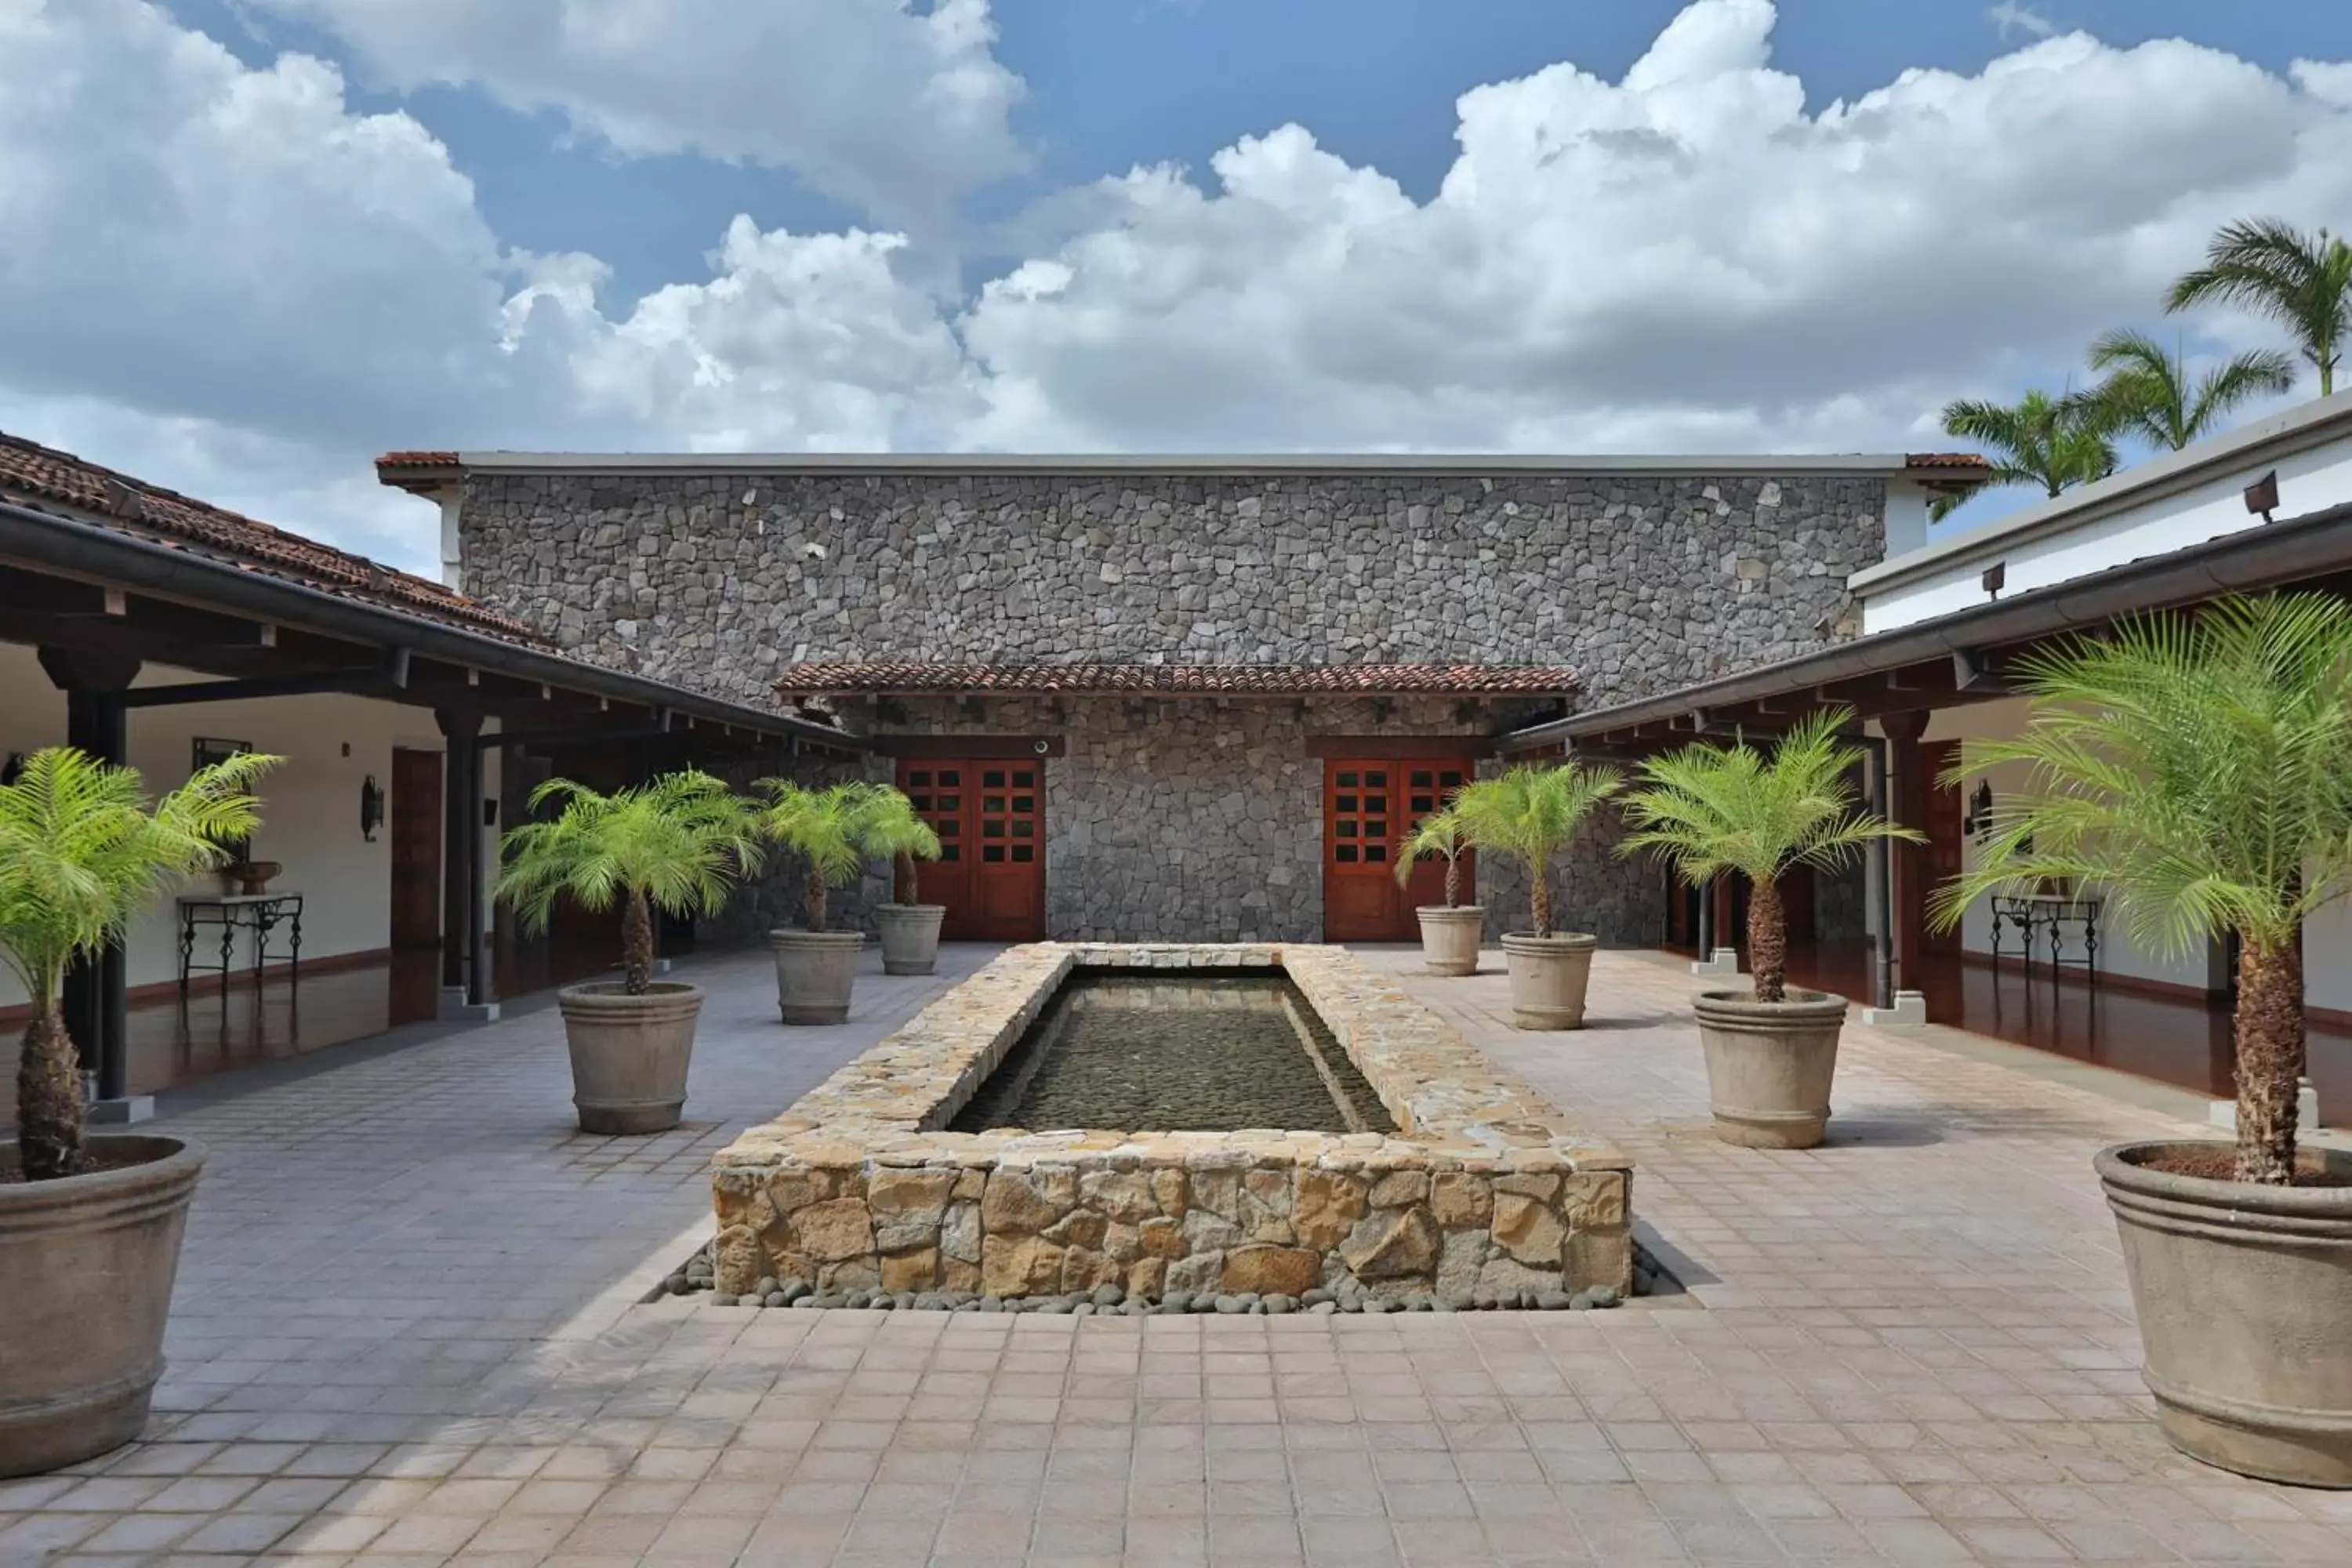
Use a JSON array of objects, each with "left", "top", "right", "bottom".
[{"left": 7, "top": 944, "right": 2352, "bottom": 1566}]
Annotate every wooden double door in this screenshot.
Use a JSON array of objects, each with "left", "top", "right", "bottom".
[
  {"left": 1323, "top": 757, "right": 1476, "bottom": 942},
  {"left": 897, "top": 758, "right": 1047, "bottom": 941}
]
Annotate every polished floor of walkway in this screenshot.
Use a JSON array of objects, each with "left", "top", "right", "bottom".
[{"left": 5, "top": 943, "right": 2351, "bottom": 1566}]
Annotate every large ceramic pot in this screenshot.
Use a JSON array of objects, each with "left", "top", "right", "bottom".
[
  {"left": 1500, "top": 932, "right": 1597, "bottom": 1029},
  {"left": 557, "top": 982, "right": 702, "bottom": 1134},
  {"left": 2097, "top": 1140, "right": 2352, "bottom": 1486},
  {"left": 1, "top": 1134, "right": 205, "bottom": 1477},
  {"left": 877, "top": 904, "right": 946, "bottom": 976},
  {"left": 1693, "top": 989, "right": 1847, "bottom": 1149},
  {"left": 771, "top": 930, "right": 864, "bottom": 1025},
  {"left": 1414, "top": 906, "right": 1486, "bottom": 977}
]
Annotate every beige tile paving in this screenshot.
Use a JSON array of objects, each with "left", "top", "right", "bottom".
[{"left": 5, "top": 944, "right": 2350, "bottom": 1566}]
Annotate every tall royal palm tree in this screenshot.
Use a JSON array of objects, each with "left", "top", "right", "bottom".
[
  {"left": 2167, "top": 218, "right": 2352, "bottom": 397},
  {"left": 1938, "top": 387, "right": 2120, "bottom": 512},
  {"left": 2085, "top": 329, "right": 2296, "bottom": 452}
]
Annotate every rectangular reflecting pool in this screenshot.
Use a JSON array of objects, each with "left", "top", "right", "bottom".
[{"left": 949, "top": 970, "right": 1397, "bottom": 1135}]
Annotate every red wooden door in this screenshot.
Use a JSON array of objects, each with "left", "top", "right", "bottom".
[
  {"left": 1920, "top": 739, "right": 1965, "bottom": 958},
  {"left": 898, "top": 758, "right": 1046, "bottom": 941},
  {"left": 1323, "top": 757, "right": 1475, "bottom": 942},
  {"left": 388, "top": 749, "right": 442, "bottom": 1025}
]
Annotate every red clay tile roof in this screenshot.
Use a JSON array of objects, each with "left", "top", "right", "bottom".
[
  {"left": 0, "top": 432, "right": 548, "bottom": 645},
  {"left": 774, "top": 662, "right": 1582, "bottom": 697},
  {"left": 1904, "top": 452, "right": 1996, "bottom": 471}
]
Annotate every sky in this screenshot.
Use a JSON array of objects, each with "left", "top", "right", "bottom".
[{"left": 3, "top": 0, "right": 2350, "bottom": 575}]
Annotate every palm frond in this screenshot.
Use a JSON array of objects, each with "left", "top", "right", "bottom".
[
  {"left": 494, "top": 769, "right": 761, "bottom": 936},
  {"left": 1617, "top": 708, "right": 1920, "bottom": 888},
  {"left": 2167, "top": 218, "right": 2350, "bottom": 394},
  {"left": 1450, "top": 764, "right": 1621, "bottom": 873}
]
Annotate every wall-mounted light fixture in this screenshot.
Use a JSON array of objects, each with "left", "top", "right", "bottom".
[
  {"left": 2245, "top": 469, "right": 2280, "bottom": 523},
  {"left": 360, "top": 775, "right": 385, "bottom": 841},
  {"left": 1981, "top": 561, "right": 2006, "bottom": 600},
  {"left": 1962, "top": 779, "right": 1994, "bottom": 840},
  {"left": 1, "top": 751, "right": 24, "bottom": 786}
]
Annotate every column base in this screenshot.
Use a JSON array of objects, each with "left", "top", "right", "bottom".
[
  {"left": 1863, "top": 990, "right": 1929, "bottom": 1029},
  {"left": 85, "top": 1095, "right": 156, "bottom": 1125},
  {"left": 437, "top": 987, "right": 502, "bottom": 1024},
  {"left": 1689, "top": 948, "right": 1741, "bottom": 980},
  {"left": 2210, "top": 1076, "right": 2321, "bottom": 1133}
]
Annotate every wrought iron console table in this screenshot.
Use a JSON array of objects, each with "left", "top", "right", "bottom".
[
  {"left": 1990, "top": 892, "right": 2101, "bottom": 982},
  {"left": 176, "top": 891, "right": 304, "bottom": 1001}
]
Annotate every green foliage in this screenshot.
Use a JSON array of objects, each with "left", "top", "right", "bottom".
[
  {"left": 1927, "top": 595, "right": 2352, "bottom": 962},
  {"left": 1392, "top": 807, "right": 1466, "bottom": 887},
  {"left": 1450, "top": 764, "right": 1621, "bottom": 937},
  {"left": 1939, "top": 387, "right": 2121, "bottom": 506},
  {"left": 1617, "top": 708, "right": 1921, "bottom": 891},
  {"left": 860, "top": 788, "right": 942, "bottom": 866},
  {"left": 753, "top": 780, "right": 886, "bottom": 929},
  {"left": 0, "top": 746, "right": 277, "bottom": 1009},
  {"left": 495, "top": 770, "right": 761, "bottom": 938},
  {"left": 2167, "top": 218, "right": 2352, "bottom": 397},
  {"left": 2084, "top": 329, "right": 2296, "bottom": 452}
]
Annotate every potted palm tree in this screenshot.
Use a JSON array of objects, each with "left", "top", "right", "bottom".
[
  {"left": 1619, "top": 708, "right": 1920, "bottom": 1150},
  {"left": 1394, "top": 806, "right": 1482, "bottom": 975},
  {"left": 755, "top": 781, "right": 878, "bottom": 1023},
  {"left": 1451, "top": 763, "right": 1621, "bottom": 1029},
  {"left": 495, "top": 770, "right": 760, "bottom": 1134},
  {"left": 2, "top": 745, "right": 273, "bottom": 1477},
  {"left": 863, "top": 788, "right": 945, "bottom": 975},
  {"left": 1931, "top": 594, "right": 2352, "bottom": 1486}
]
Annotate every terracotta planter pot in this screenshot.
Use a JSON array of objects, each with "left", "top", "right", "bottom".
[
  {"left": 2097, "top": 1140, "right": 2352, "bottom": 1486},
  {"left": 1414, "top": 906, "right": 1486, "bottom": 976},
  {"left": 1693, "top": 989, "right": 1847, "bottom": 1149},
  {"left": 1500, "top": 932, "right": 1597, "bottom": 1029},
  {"left": 1, "top": 1134, "right": 205, "bottom": 1477},
  {"left": 771, "top": 929, "right": 864, "bottom": 1025},
  {"left": 557, "top": 982, "right": 702, "bottom": 1134},
  {"left": 877, "top": 904, "right": 946, "bottom": 976}
]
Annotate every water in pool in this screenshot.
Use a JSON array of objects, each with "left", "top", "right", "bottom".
[{"left": 949, "top": 970, "right": 1397, "bottom": 1134}]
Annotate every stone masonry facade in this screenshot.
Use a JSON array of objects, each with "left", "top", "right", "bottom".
[
  {"left": 456, "top": 467, "right": 1886, "bottom": 942},
  {"left": 710, "top": 944, "right": 1634, "bottom": 1308}
]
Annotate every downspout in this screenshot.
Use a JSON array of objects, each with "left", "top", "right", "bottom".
[{"left": 1865, "top": 736, "right": 1895, "bottom": 1012}]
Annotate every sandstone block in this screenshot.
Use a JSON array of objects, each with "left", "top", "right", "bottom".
[
  {"left": 1339, "top": 1206, "right": 1439, "bottom": 1279},
  {"left": 792, "top": 1197, "right": 876, "bottom": 1264},
  {"left": 713, "top": 1225, "right": 764, "bottom": 1296},
  {"left": 1080, "top": 1171, "right": 1158, "bottom": 1223},
  {"left": 1369, "top": 1171, "right": 1428, "bottom": 1208},
  {"left": 1293, "top": 1171, "right": 1368, "bottom": 1250},
  {"left": 983, "top": 1169, "right": 1076, "bottom": 1233},
  {"left": 1429, "top": 1173, "right": 1490, "bottom": 1227},
  {"left": 881, "top": 1247, "right": 940, "bottom": 1292},
  {"left": 1138, "top": 1217, "right": 1188, "bottom": 1259},
  {"left": 982, "top": 1235, "right": 1065, "bottom": 1298},
  {"left": 1562, "top": 1171, "right": 1626, "bottom": 1228},
  {"left": 1222, "top": 1246, "right": 1321, "bottom": 1298},
  {"left": 869, "top": 1168, "right": 957, "bottom": 1224}
]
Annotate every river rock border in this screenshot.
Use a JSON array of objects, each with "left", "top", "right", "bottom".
[{"left": 710, "top": 944, "right": 1634, "bottom": 1306}]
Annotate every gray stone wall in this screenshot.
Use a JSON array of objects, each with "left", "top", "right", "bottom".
[
  {"left": 456, "top": 469, "right": 1886, "bottom": 710},
  {"left": 848, "top": 695, "right": 1659, "bottom": 946},
  {"left": 456, "top": 466, "right": 1882, "bottom": 947}
]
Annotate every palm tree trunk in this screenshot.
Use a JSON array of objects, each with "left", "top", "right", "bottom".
[
  {"left": 1528, "top": 860, "right": 1552, "bottom": 939},
  {"left": 806, "top": 866, "right": 829, "bottom": 933},
  {"left": 2233, "top": 931, "right": 2306, "bottom": 1184},
  {"left": 620, "top": 887, "right": 655, "bottom": 996},
  {"left": 16, "top": 1007, "right": 85, "bottom": 1181},
  {"left": 895, "top": 849, "right": 916, "bottom": 906},
  {"left": 1748, "top": 877, "right": 1788, "bottom": 1004},
  {"left": 1443, "top": 853, "right": 1461, "bottom": 910}
]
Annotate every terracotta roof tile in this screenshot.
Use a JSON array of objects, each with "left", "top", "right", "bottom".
[
  {"left": 0, "top": 432, "right": 548, "bottom": 646},
  {"left": 376, "top": 450, "right": 459, "bottom": 469},
  {"left": 1904, "top": 452, "right": 1995, "bottom": 471},
  {"left": 774, "top": 662, "right": 1581, "bottom": 697}
]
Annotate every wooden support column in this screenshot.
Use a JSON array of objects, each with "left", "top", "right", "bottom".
[
  {"left": 1881, "top": 709, "right": 1931, "bottom": 996},
  {"left": 435, "top": 709, "right": 485, "bottom": 1011},
  {"left": 38, "top": 648, "right": 140, "bottom": 1101}
]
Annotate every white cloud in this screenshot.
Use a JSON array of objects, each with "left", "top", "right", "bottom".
[
  {"left": 4, "top": 0, "right": 2351, "bottom": 576},
  {"left": 242, "top": 0, "right": 1028, "bottom": 229},
  {"left": 1987, "top": 3, "right": 2056, "bottom": 42}
]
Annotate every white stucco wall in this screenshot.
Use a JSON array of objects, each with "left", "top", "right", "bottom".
[
  {"left": 0, "top": 642, "right": 496, "bottom": 1009},
  {"left": 1858, "top": 405, "right": 2352, "bottom": 635}
]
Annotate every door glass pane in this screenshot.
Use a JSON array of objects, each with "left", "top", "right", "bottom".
[
  {"left": 1013, "top": 771, "right": 1034, "bottom": 787},
  {"left": 983, "top": 820, "right": 1004, "bottom": 837},
  {"left": 984, "top": 845, "right": 1005, "bottom": 862},
  {"left": 1410, "top": 771, "right": 1433, "bottom": 787},
  {"left": 1440, "top": 771, "right": 1463, "bottom": 788},
  {"left": 910, "top": 794, "right": 932, "bottom": 811},
  {"left": 1366, "top": 844, "right": 1387, "bottom": 862},
  {"left": 1012, "top": 795, "right": 1033, "bottom": 812},
  {"left": 939, "top": 770, "right": 960, "bottom": 786},
  {"left": 1336, "top": 771, "right": 1358, "bottom": 788},
  {"left": 985, "top": 796, "right": 1005, "bottom": 812},
  {"left": 1365, "top": 820, "right": 1386, "bottom": 840},
  {"left": 1011, "top": 844, "right": 1033, "bottom": 862},
  {"left": 983, "top": 770, "right": 1006, "bottom": 788},
  {"left": 1011, "top": 820, "right": 1033, "bottom": 837},
  {"left": 1335, "top": 844, "right": 1358, "bottom": 862},
  {"left": 1365, "top": 795, "right": 1386, "bottom": 814},
  {"left": 1411, "top": 795, "right": 1433, "bottom": 814},
  {"left": 941, "top": 844, "right": 960, "bottom": 862},
  {"left": 1366, "top": 771, "right": 1387, "bottom": 786},
  {"left": 1335, "top": 820, "right": 1356, "bottom": 838},
  {"left": 909, "top": 771, "right": 931, "bottom": 786},
  {"left": 1336, "top": 795, "right": 1356, "bottom": 814}
]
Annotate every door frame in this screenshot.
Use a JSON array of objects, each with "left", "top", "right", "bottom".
[{"left": 1321, "top": 753, "right": 1478, "bottom": 942}]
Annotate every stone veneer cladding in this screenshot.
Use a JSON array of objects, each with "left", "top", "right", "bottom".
[
  {"left": 710, "top": 944, "right": 1635, "bottom": 1306},
  {"left": 458, "top": 468, "right": 1885, "bottom": 942}
]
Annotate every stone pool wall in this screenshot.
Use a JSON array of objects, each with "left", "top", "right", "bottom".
[{"left": 710, "top": 944, "right": 1633, "bottom": 1305}]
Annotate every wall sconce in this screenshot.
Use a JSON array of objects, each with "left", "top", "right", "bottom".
[
  {"left": 1962, "top": 779, "right": 1993, "bottom": 839},
  {"left": 360, "top": 775, "right": 385, "bottom": 841},
  {"left": 483, "top": 797, "right": 499, "bottom": 828}
]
